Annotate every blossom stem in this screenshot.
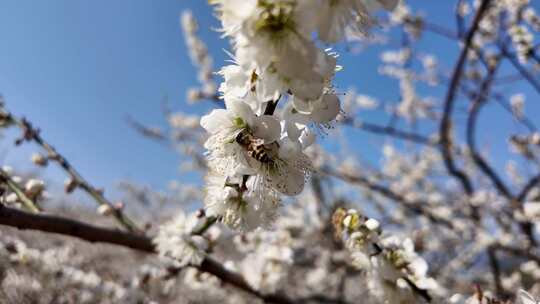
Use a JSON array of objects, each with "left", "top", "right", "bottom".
[
  {"left": 192, "top": 215, "right": 217, "bottom": 235},
  {"left": 263, "top": 96, "right": 281, "bottom": 115}
]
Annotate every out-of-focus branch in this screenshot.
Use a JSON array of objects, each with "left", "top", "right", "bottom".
[
  {"left": 466, "top": 60, "right": 513, "bottom": 200},
  {"left": 439, "top": 0, "right": 492, "bottom": 199},
  {"left": 0, "top": 204, "right": 153, "bottom": 252},
  {"left": 126, "top": 115, "right": 168, "bottom": 141},
  {"left": 494, "top": 243, "right": 540, "bottom": 264},
  {"left": 500, "top": 45, "right": 540, "bottom": 95},
  {"left": 1, "top": 106, "right": 142, "bottom": 233},
  {"left": 343, "top": 118, "right": 438, "bottom": 147},
  {"left": 0, "top": 205, "right": 296, "bottom": 304},
  {"left": 324, "top": 170, "right": 456, "bottom": 230},
  {"left": 487, "top": 246, "right": 505, "bottom": 298},
  {"left": 462, "top": 56, "right": 539, "bottom": 245},
  {"left": 517, "top": 174, "right": 540, "bottom": 202}
]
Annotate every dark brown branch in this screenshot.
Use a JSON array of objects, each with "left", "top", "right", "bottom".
[
  {"left": 465, "top": 59, "right": 538, "bottom": 245},
  {"left": 487, "top": 246, "right": 505, "bottom": 298},
  {"left": 0, "top": 205, "right": 295, "bottom": 304},
  {"left": 0, "top": 205, "right": 153, "bottom": 252},
  {"left": 500, "top": 45, "right": 540, "bottom": 95},
  {"left": 466, "top": 61, "right": 513, "bottom": 200},
  {"left": 439, "top": 0, "right": 492, "bottom": 200},
  {"left": 517, "top": 174, "right": 540, "bottom": 202}
]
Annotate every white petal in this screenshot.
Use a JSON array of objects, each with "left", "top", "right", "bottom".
[
  {"left": 299, "top": 129, "right": 316, "bottom": 149},
  {"left": 270, "top": 166, "right": 305, "bottom": 196},
  {"left": 286, "top": 121, "right": 303, "bottom": 142},
  {"left": 292, "top": 96, "right": 313, "bottom": 114},
  {"left": 219, "top": 64, "right": 249, "bottom": 97},
  {"left": 225, "top": 98, "right": 255, "bottom": 125},
  {"left": 278, "top": 137, "right": 302, "bottom": 160},
  {"left": 252, "top": 115, "right": 281, "bottom": 143},
  {"left": 290, "top": 80, "right": 325, "bottom": 101},
  {"left": 311, "top": 94, "right": 340, "bottom": 123},
  {"left": 200, "top": 109, "right": 233, "bottom": 133}
]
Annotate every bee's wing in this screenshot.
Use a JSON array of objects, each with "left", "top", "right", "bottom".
[{"left": 518, "top": 290, "right": 538, "bottom": 304}]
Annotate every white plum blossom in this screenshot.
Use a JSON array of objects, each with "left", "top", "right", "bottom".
[
  {"left": 235, "top": 229, "right": 294, "bottom": 293},
  {"left": 204, "top": 173, "right": 280, "bottom": 231},
  {"left": 201, "top": 0, "right": 398, "bottom": 232},
  {"left": 201, "top": 97, "right": 308, "bottom": 196},
  {"left": 153, "top": 211, "right": 209, "bottom": 267},
  {"left": 333, "top": 208, "right": 438, "bottom": 303}
]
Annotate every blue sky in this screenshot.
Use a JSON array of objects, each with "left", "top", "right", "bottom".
[{"left": 0, "top": 1, "right": 539, "bottom": 201}]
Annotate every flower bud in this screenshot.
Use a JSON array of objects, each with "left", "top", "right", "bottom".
[
  {"left": 531, "top": 132, "right": 540, "bottom": 145},
  {"left": 5, "top": 193, "right": 18, "bottom": 204},
  {"left": 25, "top": 179, "right": 45, "bottom": 198},
  {"left": 64, "top": 178, "right": 78, "bottom": 194},
  {"left": 365, "top": 218, "right": 380, "bottom": 231},
  {"left": 31, "top": 153, "right": 48, "bottom": 167},
  {"left": 187, "top": 88, "right": 202, "bottom": 103},
  {"left": 97, "top": 204, "right": 114, "bottom": 216}
]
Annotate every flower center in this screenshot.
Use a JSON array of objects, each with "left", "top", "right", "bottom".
[{"left": 255, "top": 0, "right": 296, "bottom": 41}]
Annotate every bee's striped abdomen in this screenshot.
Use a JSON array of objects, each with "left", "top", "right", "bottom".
[{"left": 236, "top": 129, "right": 273, "bottom": 164}]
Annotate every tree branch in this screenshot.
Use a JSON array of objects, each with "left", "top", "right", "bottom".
[
  {"left": 0, "top": 205, "right": 296, "bottom": 304},
  {"left": 1, "top": 105, "right": 142, "bottom": 233},
  {"left": 343, "top": 119, "right": 438, "bottom": 147},
  {"left": 466, "top": 61, "right": 513, "bottom": 200},
  {"left": 439, "top": 0, "right": 493, "bottom": 197},
  {"left": 438, "top": 0, "right": 492, "bottom": 221},
  {"left": 324, "top": 170, "right": 457, "bottom": 230}
]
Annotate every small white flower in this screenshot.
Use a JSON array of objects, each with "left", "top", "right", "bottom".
[
  {"left": 202, "top": 98, "right": 310, "bottom": 196},
  {"left": 97, "top": 204, "right": 114, "bottom": 216},
  {"left": 31, "top": 153, "right": 48, "bottom": 166},
  {"left": 24, "top": 179, "right": 45, "bottom": 197},
  {"left": 153, "top": 211, "right": 208, "bottom": 267},
  {"left": 204, "top": 173, "right": 280, "bottom": 231},
  {"left": 365, "top": 218, "right": 380, "bottom": 231}
]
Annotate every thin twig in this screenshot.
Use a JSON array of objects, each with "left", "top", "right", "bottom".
[
  {"left": 439, "top": 0, "right": 493, "bottom": 198},
  {"left": 500, "top": 45, "right": 540, "bottom": 95},
  {"left": 517, "top": 174, "right": 540, "bottom": 202},
  {"left": 2, "top": 107, "right": 142, "bottom": 233},
  {"left": 466, "top": 60, "right": 513, "bottom": 200},
  {"left": 343, "top": 119, "right": 437, "bottom": 147}
]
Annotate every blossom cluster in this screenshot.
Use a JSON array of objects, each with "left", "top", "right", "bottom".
[
  {"left": 200, "top": 0, "right": 398, "bottom": 232},
  {"left": 181, "top": 10, "right": 218, "bottom": 102},
  {"left": 332, "top": 208, "right": 439, "bottom": 303},
  {"left": 153, "top": 210, "right": 212, "bottom": 268}
]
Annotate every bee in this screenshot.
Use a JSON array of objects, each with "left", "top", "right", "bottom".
[
  {"left": 234, "top": 128, "right": 311, "bottom": 196},
  {"left": 235, "top": 129, "right": 273, "bottom": 164}
]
